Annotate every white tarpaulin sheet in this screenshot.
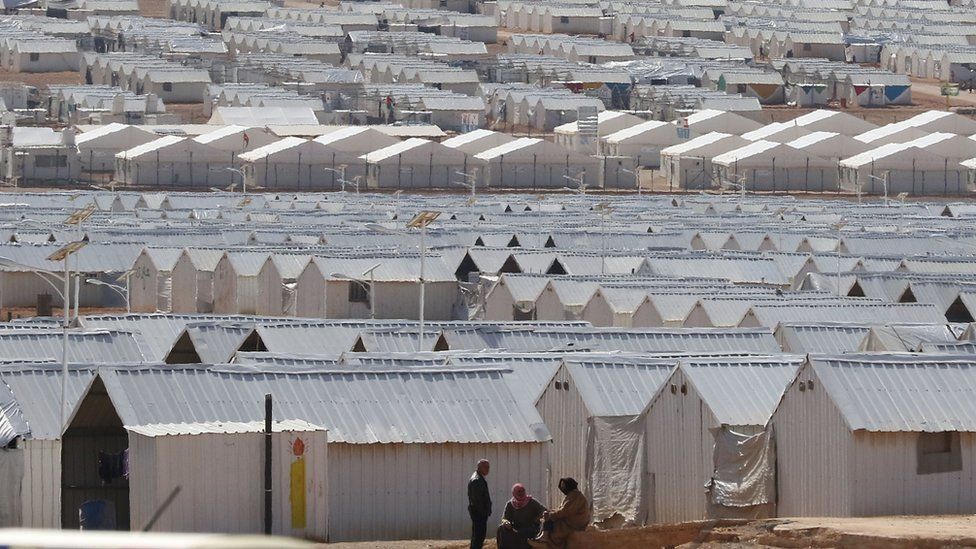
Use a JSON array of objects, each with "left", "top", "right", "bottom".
[
  {"left": 585, "top": 416, "right": 645, "bottom": 525},
  {"left": 706, "top": 426, "right": 775, "bottom": 508}
]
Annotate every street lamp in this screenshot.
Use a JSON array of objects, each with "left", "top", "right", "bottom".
[
  {"left": 225, "top": 167, "right": 247, "bottom": 194},
  {"left": 593, "top": 202, "right": 614, "bottom": 275},
  {"left": 867, "top": 171, "right": 890, "bottom": 206},
  {"left": 621, "top": 167, "right": 640, "bottom": 196},
  {"left": 454, "top": 170, "right": 478, "bottom": 198},
  {"left": 330, "top": 262, "right": 382, "bottom": 320},
  {"left": 0, "top": 239, "right": 87, "bottom": 434},
  {"left": 85, "top": 273, "right": 130, "bottom": 313},
  {"left": 407, "top": 210, "right": 440, "bottom": 352},
  {"left": 830, "top": 220, "right": 847, "bottom": 297},
  {"left": 339, "top": 176, "right": 362, "bottom": 195},
  {"left": 562, "top": 173, "right": 586, "bottom": 195}
]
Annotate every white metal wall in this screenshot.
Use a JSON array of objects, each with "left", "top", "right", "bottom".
[
  {"left": 483, "top": 283, "right": 515, "bottom": 321},
  {"left": 212, "top": 258, "right": 237, "bottom": 314},
  {"left": 644, "top": 369, "right": 714, "bottom": 523},
  {"left": 536, "top": 365, "right": 589, "bottom": 505},
  {"left": 772, "top": 367, "right": 853, "bottom": 517},
  {"left": 851, "top": 432, "right": 976, "bottom": 516},
  {"left": 327, "top": 442, "right": 547, "bottom": 542},
  {"left": 130, "top": 255, "right": 159, "bottom": 313},
  {"left": 129, "top": 429, "right": 328, "bottom": 539},
  {"left": 20, "top": 439, "right": 61, "bottom": 529}
]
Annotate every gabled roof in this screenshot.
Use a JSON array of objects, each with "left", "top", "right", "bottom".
[{"left": 806, "top": 354, "right": 976, "bottom": 432}]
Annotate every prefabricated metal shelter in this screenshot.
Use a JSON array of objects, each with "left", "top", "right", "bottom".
[
  {"left": 96, "top": 365, "right": 550, "bottom": 541},
  {"left": 536, "top": 357, "right": 675, "bottom": 526},
  {"left": 773, "top": 355, "right": 976, "bottom": 517},
  {"left": 129, "top": 247, "right": 182, "bottom": 313},
  {"left": 643, "top": 357, "right": 802, "bottom": 523},
  {"left": 171, "top": 248, "right": 223, "bottom": 314},
  {"left": 213, "top": 251, "right": 269, "bottom": 314},
  {"left": 295, "top": 256, "right": 459, "bottom": 320},
  {"left": 361, "top": 138, "right": 480, "bottom": 189},
  {"left": 475, "top": 138, "right": 599, "bottom": 190},
  {"left": 0, "top": 364, "right": 97, "bottom": 529}
]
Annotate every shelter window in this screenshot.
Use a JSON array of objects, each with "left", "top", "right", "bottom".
[
  {"left": 917, "top": 432, "right": 962, "bottom": 475},
  {"left": 348, "top": 281, "right": 369, "bottom": 303},
  {"left": 29, "top": 53, "right": 39, "bottom": 62},
  {"left": 35, "top": 155, "right": 67, "bottom": 168},
  {"left": 736, "top": 84, "right": 747, "bottom": 94},
  {"left": 560, "top": 16, "right": 569, "bottom": 23},
  {"left": 802, "top": 43, "right": 812, "bottom": 52},
  {"left": 162, "top": 82, "right": 173, "bottom": 92}
]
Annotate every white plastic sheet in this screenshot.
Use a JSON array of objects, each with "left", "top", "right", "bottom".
[
  {"left": 707, "top": 426, "right": 775, "bottom": 508},
  {"left": 585, "top": 416, "right": 646, "bottom": 525}
]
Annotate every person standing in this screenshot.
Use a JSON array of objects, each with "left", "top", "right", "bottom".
[{"left": 468, "top": 459, "right": 492, "bottom": 549}]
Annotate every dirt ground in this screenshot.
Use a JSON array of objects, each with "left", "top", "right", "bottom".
[{"left": 321, "top": 516, "right": 976, "bottom": 549}]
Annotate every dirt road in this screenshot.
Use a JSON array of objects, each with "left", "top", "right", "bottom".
[{"left": 322, "top": 516, "right": 976, "bottom": 548}]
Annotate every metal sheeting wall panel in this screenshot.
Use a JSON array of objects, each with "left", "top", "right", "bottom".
[
  {"left": 645, "top": 369, "right": 714, "bottom": 523},
  {"left": 536, "top": 364, "right": 589, "bottom": 505},
  {"left": 851, "top": 431, "right": 976, "bottom": 516},
  {"left": 327, "top": 442, "right": 546, "bottom": 542},
  {"left": 20, "top": 439, "right": 60, "bottom": 528},
  {"left": 130, "top": 429, "right": 328, "bottom": 539},
  {"left": 772, "top": 364, "right": 853, "bottom": 517}
]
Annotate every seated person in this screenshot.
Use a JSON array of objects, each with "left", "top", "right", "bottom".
[
  {"left": 529, "top": 478, "right": 589, "bottom": 549},
  {"left": 497, "top": 483, "right": 546, "bottom": 549}
]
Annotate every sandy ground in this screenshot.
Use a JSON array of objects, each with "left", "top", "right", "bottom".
[{"left": 322, "top": 516, "right": 976, "bottom": 548}]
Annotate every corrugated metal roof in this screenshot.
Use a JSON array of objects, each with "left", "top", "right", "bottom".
[
  {"left": 0, "top": 378, "right": 29, "bottom": 446},
  {"left": 809, "top": 354, "right": 976, "bottom": 432},
  {"left": 126, "top": 419, "right": 324, "bottom": 436},
  {"left": 100, "top": 365, "right": 551, "bottom": 444},
  {"left": 777, "top": 323, "right": 870, "bottom": 353},
  {"left": 565, "top": 358, "right": 676, "bottom": 416},
  {"left": 0, "top": 330, "right": 147, "bottom": 364},
  {"left": 681, "top": 356, "right": 804, "bottom": 425},
  {"left": 0, "top": 365, "right": 97, "bottom": 440}
]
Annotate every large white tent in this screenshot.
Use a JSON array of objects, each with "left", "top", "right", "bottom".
[
  {"left": 660, "top": 132, "right": 750, "bottom": 190},
  {"left": 475, "top": 137, "right": 600, "bottom": 189},
  {"left": 361, "top": 138, "right": 479, "bottom": 189},
  {"left": 602, "top": 120, "right": 684, "bottom": 168},
  {"left": 712, "top": 140, "right": 838, "bottom": 192}
]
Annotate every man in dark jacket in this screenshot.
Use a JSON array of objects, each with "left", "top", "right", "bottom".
[{"left": 467, "top": 459, "right": 491, "bottom": 549}]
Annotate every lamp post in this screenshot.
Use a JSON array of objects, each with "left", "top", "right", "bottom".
[
  {"left": 225, "top": 167, "right": 247, "bottom": 194},
  {"left": 561, "top": 173, "right": 586, "bottom": 195},
  {"left": 867, "top": 171, "right": 890, "bottom": 207},
  {"left": 407, "top": 211, "right": 440, "bottom": 352},
  {"left": 323, "top": 166, "right": 347, "bottom": 192},
  {"left": 330, "top": 262, "right": 382, "bottom": 320},
  {"left": 0, "top": 239, "right": 88, "bottom": 434},
  {"left": 454, "top": 170, "right": 478, "bottom": 198},
  {"left": 593, "top": 202, "right": 613, "bottom": 275},
  {"left": 831, "top": 220, "right": 847, "bottom": 298},
  {"left": 621, "top": 167, "right": 640, "bottom": 196}
]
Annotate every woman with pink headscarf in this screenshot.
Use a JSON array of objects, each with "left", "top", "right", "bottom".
[{"left": 496, "top": 483, "right": 546, "bottom": 549}]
